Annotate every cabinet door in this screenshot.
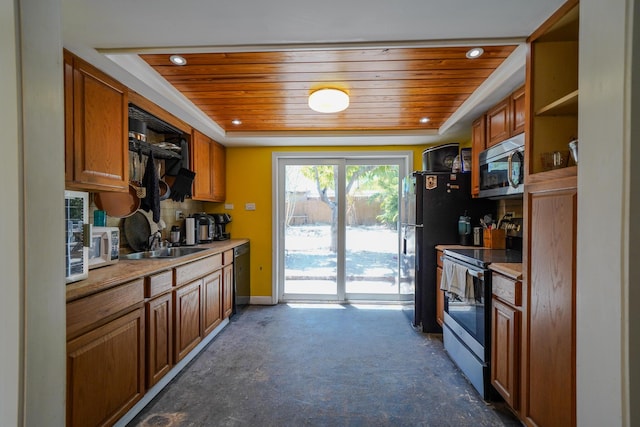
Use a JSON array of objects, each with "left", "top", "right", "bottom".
[
  {"left": 491, "top": 297, "right": 520, "bottom": 409},
  {"left": 486, "top": 97, "right": 510, "bottom": 147},
  {"left": 67, "top": 307, "right": 145, "bottom": 427},
  {"left": 69, "top": 54, "right": 129, "bottom": 191},
  {"left": 146, "top": 293, "right": 173, "bottom": 388},
  {"left": 203, "top": 270, "right": 223, "bottom": 335},
  {"left": 174, "top": 280, "right": 203, "bottom": 362},
  {"left": 192, "top": 129, "right": 213, "bottom": 200},
  {"left": 211, "top": 140, "right": 226, "bottom": 202},
  {"left": 436, "top": 266, "right": 444, "bottom": 327},
  {"left": 510, "top": 86, "right": 526, "bottom": 136},
  {"left": 471, "top": 116, "right": 486, "bottom": 196},
  {"left": 524, "top": 178, "right": 577, "bottom": 427},
  {"left": 222, "top": 264, "right": 234, "bottom": 319}
]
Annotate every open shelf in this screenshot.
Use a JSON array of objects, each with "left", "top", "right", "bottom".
[
  {"left": 536, "top": 90, "right": 578, "bottom": 116},
  {"left": 527, "top": 165, "right": 577, "bottom": 185}
]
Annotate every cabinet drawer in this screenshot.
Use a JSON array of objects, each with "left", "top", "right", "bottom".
[
  {"left": 67, "top": 278, "right": 144, "bottom": 339},
  {"left": 223, "top": 249, "right": 234, "bottom": 265},
  {"left": 492, "top": 274, "right": 522, "bottom": 307},
  {"left": 174, "top": 254, "right": 222, "bottom": 287},
  {"left": 145, "top": 270, "right": 173, "bottom": 298}
]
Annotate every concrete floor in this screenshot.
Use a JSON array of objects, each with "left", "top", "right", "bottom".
[{"left": 128, "top": 304, "right": 521, "bottom": 427}]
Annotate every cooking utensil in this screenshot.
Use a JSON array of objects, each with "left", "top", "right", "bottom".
[
  {"left": 123, "top": 209, "right": 159, "bottom": 252},
  {"left": 132, "top": 148, "right": 146, "bottom": 198},
  {"left": 158, "top": 162, "right": 171, "bottom": 201},
  {"left": 568, "top": 139, "right": 578, "bottom": 164},
  {"left": 94, "top": 185, "right": 140, "bottom": 218}
]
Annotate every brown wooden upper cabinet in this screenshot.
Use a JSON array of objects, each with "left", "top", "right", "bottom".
[
  {"left": 510, "top": 86, "right": 526, "bottom": 136},
  {"left": 64, "top": 50, "right": 129, "bottom": 192},
  {"left": 486, "top": 85, "right": 526, "bottom": 148},
  {"left": 486, "top": 97, "right": 510, "bottom": 147},
  {"left": 471, "top": 115, "right": 486, "bottom": 197},
  {"left": 191, "top": 129, "right": 226, "bottom": 202}
]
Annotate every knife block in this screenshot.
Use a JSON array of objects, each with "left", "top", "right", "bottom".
[{"left": 483, "top": 229, "right": 506, "bottom": 249}]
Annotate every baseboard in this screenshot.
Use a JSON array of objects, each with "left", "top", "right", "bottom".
[{"left": 249, "top": 296, "right": 276, "bottom": 305}]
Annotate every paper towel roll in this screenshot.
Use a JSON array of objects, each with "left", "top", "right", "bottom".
[{"left": 185, "top": 217, "right": 196, "bottom": 245}]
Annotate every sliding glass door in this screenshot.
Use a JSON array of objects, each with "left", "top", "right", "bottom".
[{"left": 275, "top": 153, "right": 410, "bottom": 302}]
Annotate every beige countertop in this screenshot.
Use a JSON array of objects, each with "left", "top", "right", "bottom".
[
  {"left": 489, "top": 263, "right": 523, "bottom": 280},
  {"left": 66, "top": 239, "right": 249, "bottom": 302}
]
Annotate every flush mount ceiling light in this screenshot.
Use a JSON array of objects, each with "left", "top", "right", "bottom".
[
  {"left": 420, "top": 117, "right": 430, "bottom": 124},
  {"left": 308, "top": 88, "right": 349, "bottom": 113},
  {"left": 231, "top": 119, "right": 242, "bottom": 125},
  {"left": 465, "top": 47, "right": 484, "bottom": 59},
  {"left": 169, "top": 55, "right": 187, "bottom": 66}
]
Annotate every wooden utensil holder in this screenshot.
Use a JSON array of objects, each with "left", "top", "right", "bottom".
[{"left": 483, "top": 229, "right": 506, "bottom": 249}]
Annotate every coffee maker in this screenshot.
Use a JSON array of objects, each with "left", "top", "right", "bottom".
[
  {"left": 190, "top": 213, "right": 215, "bottom": 243},
  {"left": 210, "top": 213, "right": 231, "bottom": 240}
]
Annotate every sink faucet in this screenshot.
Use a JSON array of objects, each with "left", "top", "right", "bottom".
[{"left": 148, "top": 231, "right": 162, "bottom": 251}]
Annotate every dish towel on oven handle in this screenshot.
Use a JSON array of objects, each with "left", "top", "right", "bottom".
[{"left": 440, "top": 258, "right": 475, "bottom": 302}]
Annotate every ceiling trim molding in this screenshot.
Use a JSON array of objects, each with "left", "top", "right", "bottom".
[{"left": 97, "top": 37, "right": 526, "bottom": 55}]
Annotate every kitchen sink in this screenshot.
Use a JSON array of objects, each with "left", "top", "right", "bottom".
[{"left": 121, "top": 246, "right": 208, "bottom": 260}]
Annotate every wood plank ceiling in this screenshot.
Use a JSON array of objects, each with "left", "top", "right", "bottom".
[{"left": 140, "top": 45, "right": 517, "bottom": 133}]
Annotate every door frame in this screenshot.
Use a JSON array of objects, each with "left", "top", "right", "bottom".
[{"left": 272, "top": 150, "right": 413, "bottom": 303}]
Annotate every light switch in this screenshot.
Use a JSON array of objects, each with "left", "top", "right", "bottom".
[{"left": 245, "top": 203, "right": 256, "bottom": 211}]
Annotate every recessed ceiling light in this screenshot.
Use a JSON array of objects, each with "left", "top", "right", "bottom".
[
  {"left": 420, "top": 117, "right": 430, "bottom": 124},
  {"left": 169, "top": 55, "right": 187, "bottom": 66},
  {"left": 466, "top": 48, "right": 484, "bottom": 59},
  {"left": 231, "top": 119, "right": 242, "bottom": 126}
]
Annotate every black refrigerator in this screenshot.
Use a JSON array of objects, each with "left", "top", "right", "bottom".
[{"left": 400, "top": 171, "right": 491, "bottom": 333}]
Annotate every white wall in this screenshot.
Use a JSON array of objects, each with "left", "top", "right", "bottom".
[
  {"left": 19, "top": 0, "right": 67, "bottom": 425},
  {"left": 0, "top": 0, "right": 23, "bottom": 425},
  {"left": 577, "top": 0, "right": 634, "bottom": 425},
  {"left": 628, "top": 1, "right": 640, "bottom": 423}
]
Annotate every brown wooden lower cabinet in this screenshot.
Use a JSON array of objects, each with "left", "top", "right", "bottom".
[
  {"left": 491, "top": 297, "right": 520, "bottom": 408},
  {"left": 146, "top": 292, "right": 173, "bottom": 388},
  {"left": 66, "top": 247, "right": 246, "bottom": 426},
  {"left": 174, "top": 280, "right": 203, "bottom": 362},
  {"left": 523, "top": 177, "right": 577, "bottom": 427},
  {"left": 66, "top": 307, "right": 145, "bottom": 427},
  {"left": 223, "top": 263, "right": 234, "bottom": 319},
  {"left": 203, "top": 270, "right": 223, "bottom": 335}
]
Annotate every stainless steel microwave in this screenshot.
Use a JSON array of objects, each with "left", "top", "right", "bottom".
[{"left": 478, "top": 133, "right": 525, "bottom": 199}]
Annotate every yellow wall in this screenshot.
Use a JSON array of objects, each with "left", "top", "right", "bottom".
[{"left": 206, "top": 144, "right": 456, "bottom": 299}]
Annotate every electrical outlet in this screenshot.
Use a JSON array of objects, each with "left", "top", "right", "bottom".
[
  {"left": 225, "top": 203, "right": 234, "bottom": 210},
  {"left": 175, "top": 210, "right": 183, "bottom": 220},
  {"left": 245, "top": 203, "right": 256, "bottom": 211}
]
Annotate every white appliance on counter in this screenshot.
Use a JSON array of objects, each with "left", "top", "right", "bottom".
[
  {"left": 89, "top": 226, "right": 120, "bottom": 269},
  {"left": 65, "top": 190, "right": 90, "bottom": 283}
]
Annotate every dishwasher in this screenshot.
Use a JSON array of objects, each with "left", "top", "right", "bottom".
[{"left": 233, "top": 242, "right": 250, "bottom": 315}]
